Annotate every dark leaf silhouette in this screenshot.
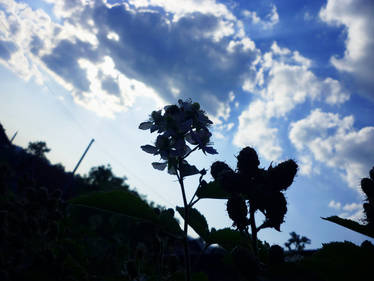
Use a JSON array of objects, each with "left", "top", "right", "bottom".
[
  {"left": 177, "top": 206, "right": 210, "bottom": 241},
  {"left": 152, "top": 162, "right": 167, "bottom": 171},
  {"left": 322, "top": 216, "right": 374, "bottom": 239},
  {"left": 141, "top": 144, "right": 158, "bottom": 154}
]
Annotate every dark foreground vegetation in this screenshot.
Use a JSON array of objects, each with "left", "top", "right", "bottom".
[{"left": 1, "top": 103, "right": 374, "bottom": 281}]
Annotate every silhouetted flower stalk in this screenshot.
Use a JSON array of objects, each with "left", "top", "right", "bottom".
[
  {"left": 211, "top": 147, "right": 298, "bottom": 255},
  {"left": 139, "top": 99, "right": 217, "bottom": 281}
]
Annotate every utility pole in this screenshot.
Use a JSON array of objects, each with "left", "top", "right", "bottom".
[
  {"left": 72, "top": 138, "right": 95, "bottom": 175},
  {"left": 64, "top": 138, "right": 95, "bottom": 199},
  {"left": 10, "top": 131, "right": 18, "bottom": 144}
]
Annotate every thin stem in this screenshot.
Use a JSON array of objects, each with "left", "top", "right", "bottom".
[
  {"left": 188, "top": 172, "right": 204, "bottom": 207},
  {"left": 249, "top": 205, "right": 258, "bottom": 256},
  {"left": 176, "top": 164, "right": 191, "bottom": 281},
  {"left": 189, "top": 198, "right": 200, "bottom": 207},
  {"left": 183, "top": 145, "right": 199, "bottom": 160}
]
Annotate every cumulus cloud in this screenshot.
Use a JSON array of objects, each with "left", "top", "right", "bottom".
[
  {"left": 243, "top": 4, "right": 279, "bottom": 29},
  {"left": 320, "top": 0, "right": 374, "bottom": 100},
  {"left": 0, "top": 0, "right": 259, "bottom": 119},
  {"left": 328, "top": 200, "right": 342, "bottom": 210},
  {"left": 233, "top": 42, "right": 349, "bottom": 160},
  {"left": 328, "top": 200, "right": 364, "bottom": 222},
  {"left": 289, "top": 109, "right": 374, "bottom": 191}
]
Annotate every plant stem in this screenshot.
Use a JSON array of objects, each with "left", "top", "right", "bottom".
[
  {"left": 249, "top": 206, "right": 258, "bottom": 256},
  {"left": 176, "top": 167, "right": 191, "bottom": 281}
]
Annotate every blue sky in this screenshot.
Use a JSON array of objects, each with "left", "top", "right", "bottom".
[{"left": 1, "top": 0, "right": 374, "bottom": 249}]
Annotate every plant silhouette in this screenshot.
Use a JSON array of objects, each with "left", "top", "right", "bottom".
[
  {"left": 323, "top": 166, "right": 374, "bottom": 238},
  {"left": 284, "top": 231, "right": 311, "bottom": 252},
  {"left": 209, "top": 147, "right": 298, "bottom": 255},
  {"left": 139, "top": 99, "right": 217, "bottom": 281}
]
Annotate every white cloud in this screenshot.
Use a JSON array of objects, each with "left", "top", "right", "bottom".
[
  {"left": 328, "top": 200, "right": 342, "bottom": 210},
  {"left": 0, "top": 0, "right": 259, "bottom": 119},
  {"left": 128, "top": 0, "right": 235, "bottom": 21},
  {"left": 234, "top": 42, "right": 349, "bottom": 161},
  {"left": 328, "top": 200, "right": 364, "bottom": 222},
  {"left": 320, "top": 0, "right": 374, "bottom": 100},
  {"left": 343, "top": 202, "right": 362, "bottom": 212},
  {"left": 243, "top": 4, "right": 279, "bottom": 29},
  {"left": 290, "top": 109, "right": 374, "bottom": 191}
]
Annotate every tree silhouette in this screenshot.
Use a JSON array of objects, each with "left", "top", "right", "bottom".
[
  {"left": 26, "top": 141, "right": 51, "bottom": 159},
  {"left": 84, "top": 164, "right": 129, "bottom": 191},
  {"left": 210, "top": 147, "right": 298, "bottom": 255},
  {"left": 284, "top": 231, "right": 311, "bottom": 252}
]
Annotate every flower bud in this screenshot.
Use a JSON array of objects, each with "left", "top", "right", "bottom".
[
  {"left": 268, "top": 159, "right": 298, "bottom": 191},
  {"left": 364, "top": 202, "right": 374, "bottom": 226},
  {"left": 361, "top": 178, "right": 374, "bottom": 201},
  {"left": 226, "top": 195, "right": 248, "bottom": 231},
  {"left": 265, "top": 192, "right": 287, "bottom": 231},
  {"left": 236, "top": 147, "right": 260, "bottom": 178},
  {"left": 210, "top": 161, "right": 232, "bottom": 180}
]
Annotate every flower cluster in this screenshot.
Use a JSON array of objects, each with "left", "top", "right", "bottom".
[
  {"left": 211, "top": 147, "right": 298, "bottom": 232},
  {"left": 139, "top": 99, "right": 217, "bottom": 175}
]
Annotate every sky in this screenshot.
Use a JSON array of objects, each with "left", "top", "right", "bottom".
[{"left": 0, "top": 0, "right": 374, "bottom": 249}]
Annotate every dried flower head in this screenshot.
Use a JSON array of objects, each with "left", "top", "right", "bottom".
[
  {"left": 236, "top": 147, "right": 260, "bottom": 178},
  {"left": 267, "top": 159, "right": 298, "bottom": 192},
  {"left": 226, "top": 195, "right": 248, "bottom": 231},
  {"left": 361, "top": 177, "right": 374, "bottom": 201}
]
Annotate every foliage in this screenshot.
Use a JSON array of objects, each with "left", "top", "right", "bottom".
[
  {"left": 26, "top": 141, "right": 51, "bottom": 159},
  {"left": 300, "top": 241, "right": 374, "bottom": 281},
  {"left": 284, "top": 231, "right": 311, "bottom": 252},
  {"left": 70, "top": 190, "right": 183, "bottom": 237},
  {"left": 83, "top": 164, "right": 129, "bottom": 191},
  {"left": 205, "top": 147, "right": 298, "bottom": 254},
  {"left": 323, "top": 166, "right": 374, "bottom": 238}
]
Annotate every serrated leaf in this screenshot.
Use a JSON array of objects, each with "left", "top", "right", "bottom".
[
  {"left": 69, "top": 190, "right": 182, "bottom": 237},
  {"left": 177, "top": 206, "right": 210, "bottom": 241},
  {"left": 209, "top": 228, "right": 251, "bottom": 251},
  {"left": 180, "top": 162, "right": 200, "bottom": 177},
  {"left": 152, "top": 162, "right": 167, "bottom": 171},
  {"left": 322, "top": 216, "right": 374, "bottom": 239},
  {"left": 196, "top": 180, "right": 230, "bottom": 199},
  {"left": 204, "top": 146, "right": 218, "bottom": 155},
  {"left": 139, "top": 121, "right": 153, "bottom": 130},
  {"left": 141, "top": 145, "right": 158, "bottom": 154}
]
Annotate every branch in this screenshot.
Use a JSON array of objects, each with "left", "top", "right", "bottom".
[{"left": 183, "top": 145, "right": 199, "bottom": 160}]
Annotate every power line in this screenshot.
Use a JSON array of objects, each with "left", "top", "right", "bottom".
[{"left": 43, "top": 80, "right": 174, "bottom": 207}]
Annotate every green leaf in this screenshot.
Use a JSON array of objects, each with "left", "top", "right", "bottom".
[
  {"left": 196, "top": 180, "right": 230, "bottom": 199},
  {"left": 69, "top": 190, "right": 182, "bottom": 237},
  {"left": 176, "top": 206, "right": 210, "bottom": 241},
  {"left": 322, "top": 216, "right": 374, "bottom": 239},
  {"left": 208, "top": 228, "right": 251, "bottom": 251}
]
